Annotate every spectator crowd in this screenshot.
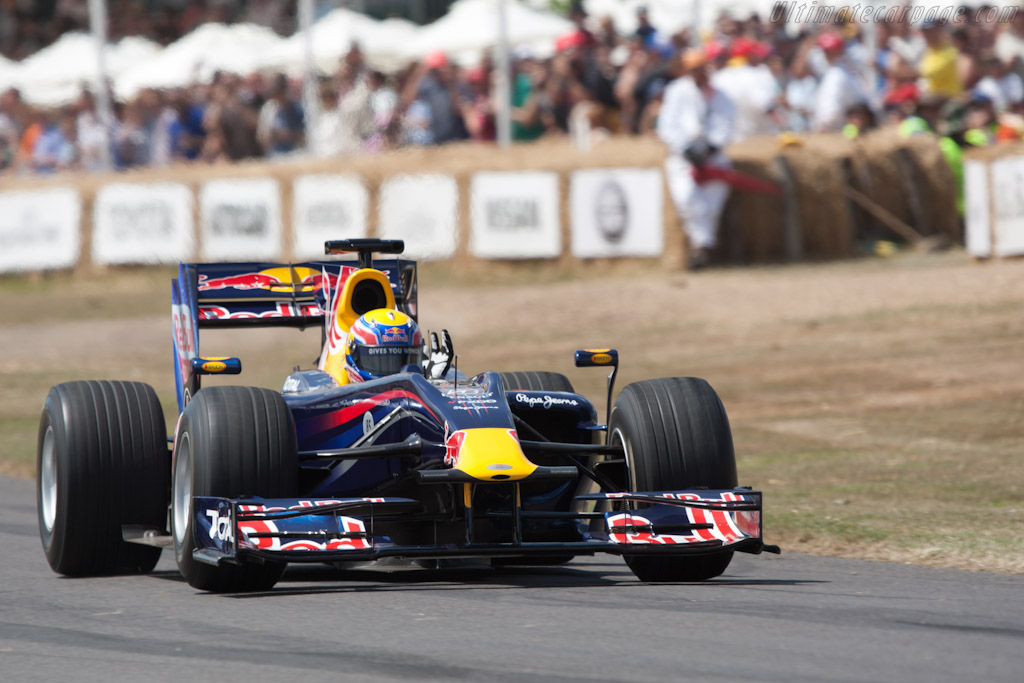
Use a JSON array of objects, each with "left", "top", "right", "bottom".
[{"left": 3, "top": 1, "right": 1024, "bottom": 178}]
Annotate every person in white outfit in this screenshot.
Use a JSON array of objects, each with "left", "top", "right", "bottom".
[
  {"left": 657, "top": 48, "right": 736, "bottom": 270},
  {"left": 711, "top": 38, "right": 779, "bottom": 141},
  {"left": 812, "top": 31, "right": 869, "bottom": 133}
]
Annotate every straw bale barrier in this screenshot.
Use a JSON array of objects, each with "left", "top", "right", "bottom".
[{"left": 0, "top": 129, "right": 957, "bottom": 273}]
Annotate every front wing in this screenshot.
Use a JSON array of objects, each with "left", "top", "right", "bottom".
[{"left": 190, "top": 490, "right": 779, "bottom": 567}]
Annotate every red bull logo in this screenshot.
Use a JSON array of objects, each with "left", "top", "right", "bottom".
[
  {"left": 381, "top": 326, "right": 409, "bottom": 343},
  {"left": 198, "top": 266, "right": 354, "bottom": 293}
]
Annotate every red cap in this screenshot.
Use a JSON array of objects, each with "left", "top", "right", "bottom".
[
  {"left": 817, "top": 31, "right": 844, "bottom": 52},
  {"left": 555, "top": 30, "right": 588, "bottom": 52},
  {"left": 424, "top": 50, "right": 448, "bottom": 69},
  {"left": 884, "top": 82, "right": 918, "bottom": 105},
  {"left": 705, "top": 40, "right": 726, "bottom": 61},
  {"left": 467, "top": 67, "right": 485, "bottom": 83},
  {"left": 730, "top": 37, "right": 757, "bottom": 59}
]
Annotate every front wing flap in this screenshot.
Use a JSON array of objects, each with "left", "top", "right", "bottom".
[
  {"left": 192, "top": 489, "right": 777, "bottom": 567},
  {"left": 192, "top": 496, "right": 420, "bottom": 565},
  {"left": 577, "top": 489, "right": 779, "bottom": 554}
]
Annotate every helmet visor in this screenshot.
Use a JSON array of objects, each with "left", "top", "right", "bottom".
[{"left": 350, "top": 344, "right": 423, "bottom": 377}]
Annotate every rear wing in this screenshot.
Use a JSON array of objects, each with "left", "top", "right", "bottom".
[{"left": 171, "top": 259, "right": 418, "bottom": 411}]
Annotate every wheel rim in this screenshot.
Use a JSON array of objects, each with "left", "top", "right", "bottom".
[
  {"left": 609, "top": 426, "right": 635, "bottom": 492},
  {"left": 40, "top": 426, "right": 57, "bottom": 533},
  {"left": 172, "top": 432, "right": 192, "bottom": 546}
]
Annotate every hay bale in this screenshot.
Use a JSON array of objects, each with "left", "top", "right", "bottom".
[
  {"left": 851, "top": 127, "right": 959, "bottom": 243},
  {"left": 720, "top": 133, "right": 855, "bottom": 263},
  {"left": 718, "top": 136, "right": 788, "bottom": 263},
  {"left": 784, "top": 134, "right": 856, "bottom": 260}
]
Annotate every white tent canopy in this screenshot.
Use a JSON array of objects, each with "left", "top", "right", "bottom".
[
  {"left": 401, "top": 0, "right": 574, "bottom": 66},
  {"left": 114, "top": 23, "right": 285, "bottom": 101},
  {"left": 2, "top": 32, "right": 161, "bottom": 107},
  {"left": 263, "top": 8, "right": 417, "bottom": 76}
]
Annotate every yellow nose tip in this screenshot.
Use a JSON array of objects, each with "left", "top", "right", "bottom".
[{"left": 448, "top": 428, "right": 537, "bottom": 481}]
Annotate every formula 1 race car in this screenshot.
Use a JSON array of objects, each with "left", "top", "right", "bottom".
[{"left": 37, "top": 239, "right": 778, "bottom": 592}]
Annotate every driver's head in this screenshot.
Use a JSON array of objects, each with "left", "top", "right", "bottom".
[{"left": 344, "top": 309, "right": 423, "bottom": 383}]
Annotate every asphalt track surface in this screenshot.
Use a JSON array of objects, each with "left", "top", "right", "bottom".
[{"left": 1, "top": 475, "right": 1021, "bottom": 682}]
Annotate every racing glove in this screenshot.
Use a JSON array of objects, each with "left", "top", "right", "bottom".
[{"left": 423, "top": 330, "right": 453, "bottom": 379}]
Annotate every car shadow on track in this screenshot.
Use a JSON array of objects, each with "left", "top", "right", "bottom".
[{"left": 146, "top": 562, "right": 825, "bottom": 599}]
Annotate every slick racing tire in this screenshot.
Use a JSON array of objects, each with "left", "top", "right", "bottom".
[
  {"left": 38, "top": 381, "right": 168, "bottom": 576},
  {"left": 172, "top": 386, "right": 297, "bottom": 593},
  {"left": 498, "top": 371, "right": 575, "bottom": 394},
  {"left": 609, "top": 377, "right": 738, "bottom": 582}
]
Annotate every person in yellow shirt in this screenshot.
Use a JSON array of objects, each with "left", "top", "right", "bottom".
[{"left": 918, "top": 19, "right": 964, "bottom": 98}]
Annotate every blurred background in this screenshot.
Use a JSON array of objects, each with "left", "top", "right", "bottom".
[{"left": 0, "top": 1, "right": 1022, "bottom": 171}]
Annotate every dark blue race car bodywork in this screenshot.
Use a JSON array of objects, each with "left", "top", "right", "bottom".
[{"left": 162, "top": 243, "right": 777, "bottom": 582}]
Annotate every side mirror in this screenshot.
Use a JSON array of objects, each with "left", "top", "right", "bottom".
[
  {"left": 573, "top": 349, "right": 618, "bottom": 439},
  {"left": 190, "top": 357, "right": 242, "bottom": 375},
  {"left": 574, "top": 349, "right": 618, "bottom": 368}
]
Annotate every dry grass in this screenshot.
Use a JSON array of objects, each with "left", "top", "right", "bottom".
[{"left": 2, "top": 250, "right": 1023, "bottom": 573}]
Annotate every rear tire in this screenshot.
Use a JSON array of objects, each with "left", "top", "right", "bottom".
[
  {"left": 498, "top": 371, "right": 574, "bottom": 393},
  {"left": 37, "top": 381, "right": 168, "bottom": 576},
  {"left": 609, "top": 377, "right": 737, "bottom": 582},
  {"left": 172, "top": 386, "right": 297, "bottom": 592}
]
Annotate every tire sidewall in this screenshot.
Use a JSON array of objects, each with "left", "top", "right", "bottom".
[
  {"left": 172, "top": 405, "right": 204, "bottom": 573},
  {"left": 37, "top": 394, "right": 65, "bottom": 563},
  {"left": 607, "top": 399, "right": 643, "bottom": 493}
]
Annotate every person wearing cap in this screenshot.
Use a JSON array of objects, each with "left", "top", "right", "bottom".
[
  {"left": 918, "top": 19, "right": 964, "bottom": 98},
  {"left": 882, "top": 81, "right": 919, "bottom": 126},
  {"left": 566, "top": 1, "right": 596, "bottom": 49},
  {"left": 399, "top": 50, "right": 470, "bottom": 145},
  {"left": 897, "top": 92, "right": 943, "bottom": 138},
  {"left": 711, "top": 36, "right": 779, "bottom": 141},
  {"left": 812, "top": 31, "right": 870, "bottom": 133},
  {"left": 657, "top": 48, "right": 736, "bottom": 270}
]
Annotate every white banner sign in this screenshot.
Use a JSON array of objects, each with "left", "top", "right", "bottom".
[
  {"left": 470, "top": 171, "right": 560, "bottom": 259},
  {"left": 378, "top": 174, "right": 458, "bottom": 260},
  {"left": 0, "top": 188, "right": 81, "bottom": 273},
  {"left": 92, "top": 183, "right": 194, "bottom": 265},
  {"left": 990, "top": 156, "right": 1024, "bottom": 258},
  {"left": 199, "top": 178, "right": 282, "bottom": 261},
  {"left": 963, "top": 159, "right": 991, "bottom": 258},
  {"left": 570, "top": 167, "right": 664, "bottom": 259},
  {"left": 292, "top": 174, "right": 369, "bottom": 260}
]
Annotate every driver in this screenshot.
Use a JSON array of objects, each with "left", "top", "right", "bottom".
[{"left": 343, "top": 309, "right": 424, "bottom": 383}]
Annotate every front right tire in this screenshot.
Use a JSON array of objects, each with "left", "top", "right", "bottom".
[
  {"left": 172, "top": 386, "right": 298, "bottom": 592},
  {"left": 37, "top": 380, "right": 168, "bottom": 576},
  {"left": 609, "top": 377, "right": 738, "bottom": 582}
]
